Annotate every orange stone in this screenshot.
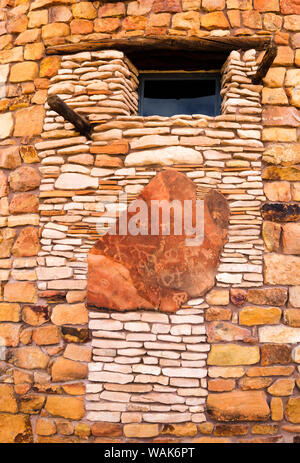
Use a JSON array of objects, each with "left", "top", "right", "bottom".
[
  {"left": 22, "top": 305, "right": 49, "bottom": 326},
  {"left": 51, "top": 303, "right": 88, "bottom": 325},
  {"left": 201, "top": 12, "right": 230, "bottom": 29},
  {"left": 9, "top": 193, "right": 39, "bottom": 214},
  {"left": 45, "top": 396, "right": 85, "bottom": 420},
  {"left": 94, "top": 18, "right": 120, "bottom": 32},
  {"left": 12, "top": 346, "right": 49, "bottom": 370},
  {"left": 10, "top": 62, "right": 39, "bottom": 83},
  {"left": 91, "top": 422, "right": 123, "bottom": 437},
  {"left": 88, "top": 169, "right": 229, "bottom": 312},
  {"left": 40, "top": 56, "right": 61, "bottom": 78},
  {"left": 208, "top": 379, "right": 235, "bottom": 392},
  {"left": 41, "top": 23, "right": 70, "bottom": 40},
  {"left": 286, "top": 397, "right": 300, "bottom": 423},
  {"left": 0, "top": 323, "right": 20, "bottom": 347},
  {"left": 207, "top": 391, "right": 270, "bottom": 421},
  {"left": 51, "top": 357, "right": 88, "bottom": 382},
  {"left": 0, "top": 414, "right": 33, "bottom": 443},
  {"left": 12, "top": 227, "right": 40, "bottom": 257},
  {"left": 0, "top": 384, "right": 18, "bottom": 413},
  {"left": 36, "top": 418, "right": 56, "bottom": 436},
  {"left": 271, "top": 398, "right": 284, "bottom": 421},
  {"left": 9, "top": 166, "right": 40, "bottom": 192},
  {"left": 239, "top": 377, "right": 273, "bottom": 390},
  {"left": 268, "top": 379, "right": 295, "bottom": 396},
  {"left": 70, "top": 19, "right": 93, "bottom": 34},
  {"left": 4, "top": 282, "right": 37, "bottom": 303},
  {"left": 13, "top": 106, "right": 45, "bottom": 138},
  {"left": 32, "top": 325, "right": 60, "bottom": 345}
]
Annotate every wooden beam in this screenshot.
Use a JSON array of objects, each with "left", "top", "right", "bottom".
[
  {"left": 46, "top": 35, "right": 272, "bottom": 56},
  {"left": 47, "top": 95, "right": 93, "bottom": 140},
  {"left": 251, "top": 46, "right": 277, "bottom": 85}
]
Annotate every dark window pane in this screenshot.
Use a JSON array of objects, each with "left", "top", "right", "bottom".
[{"left": 139, "top": 75, "right": 220, "bottom": 117}]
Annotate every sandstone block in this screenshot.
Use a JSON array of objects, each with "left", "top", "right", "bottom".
[
  {"left": 45, "top": 396, "right": 85, "bottom": 420},
  {"left": 9, "top": 166, "right": 40, "bottom": 192},
  {"left": 207, "top": 391, "right": 270, "bottom": 421},
  {"left": 283, "top": 223, "right": 300, "bottom": 254},
  {"left": 264, "top": 253, "right": 300, "bottom": 285},
  {"left": 289, "top": 286, "right": 300, "bottom": 307},
  {"left": 12, "top": 227, "right": 40, "bottom": 257},
  {"left": 264, "top": 182, "right": 291, "bottom": 201},
  {"left": 4, "top": 282, "right": 37, "bottom": 303},
  {"left": 207, "top": 344, "right": 260, "bottom": 366},
  {"left": 9, "top": 193, "right": 39, "bottom": 214},
  {"left": 0, "top": 147, "right": 21, "bottom": 169},
  {"left": 12, "top": 346, "right": 49, "bottom": 369},
  {"left": 51, "top": 303, "right": 88, "bottom": 325},
  {"left": 239, "top": 306, "right": 281, "bottom": 325},
  {"left": 0, "top": 112, "right": 13, "bottom": 139},
  {"left": 0, "top": 414, "right": 33, "bottom": 443},
  {"left": 14, "top": 106, "right": 45, "bottom": 138},
  {"left": 51, "top": 357, "right": 88, "bottom": 382},
  {"left": 286, "top": 398, "right": 300, "bottom": 423},
  {"left": 259, "top": 325, "right": 300, "bottom": 343},
  {"left": 124, "top": 423, "right": 159, "bottom": 438},
  {"left": 268, "top": 379, "right": 295, "bottom": 396}
]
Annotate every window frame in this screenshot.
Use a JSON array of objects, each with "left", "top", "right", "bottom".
[{"left": 138, "top": 72, "right": 222, "bottom": 118}]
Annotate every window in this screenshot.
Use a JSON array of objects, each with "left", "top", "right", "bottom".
[{"left": 138, "top": 73, "right": 221, "bottom": 118}]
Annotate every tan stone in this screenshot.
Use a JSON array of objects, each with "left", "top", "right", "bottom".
[
  {"left": 4, "top": 282, "right": 37, "bottom": 303},
  {"left": 64, "top": 344, "right": 91, "bottom": 362},
  {"left": 273, "top": 46, "right": 294, "bottom": 65},
  {"left": 9, "top": 166, "right": 40, "bottom": 192},
  {"left": 286, "top": 398, "right": 300, "bottom": 423},
  {"left": 32, "top": 326, "right": 60, "bottom": 345},
  {"left": 51, "top": 357, "right": 88, "bottom": 382},
  {"left": 20, "top": 394, "right": 46, "bottom": 414},
  {"left": 263, "top": 67, "right": 286, "bottom": 87},
  {"left": 0, "top": 303, "right": 20, "bottom": 322},
  {"left": 124, "top": 424, "right": 159, "bottom": 438},
  {"left": 24, "top": 43, "right": 45, "bottom": 61},
  {"left": 12, "top": 346, "right": 49, "bottom": 369},
  {"left": 262, "top": 87, "right": 288, "bottom": 105},
  {"left": 91, "top": 422, "right": 122, "bottom": 437},
  {"left": 12, "top": 227, "right": 40, "bottom": 257},
  {"left": 9, "top": 193, "right": 39, "bottom": 214},
  {"left": 206, "top": 288, "right": 229, "bottom": 306},
  {"left": 207, "top": 391, "right": 270, "bottom": 421},
  {"left": 0, "top": 147, "right": 21, "bottom": 170},
  {"left": 289, "top": 286, "right": 300, "bottom": 308},
  {"left": 40, "top": 56, "right": 61, "bottom": 78},
  {"left": 10, "top": 61, "right": 38, "bottom": 83},
  {"left": 262, "top": 221, "right": 281, "bottom": 252},
  {"left": 263, "top": 144, "right": 300, "bottom": 166},
  {"left": 284, "top": 309, "right": 300, "bottom": 327},
  {"left": 0, "top": 228, "right": 16, "bottom": 258},
  {"left": 207, "top": 344, "right": 260, "bottom": 366},
  {"left": 62, "top": 383, "right": 85, "bottom": 396},
  {"left": 19, "top": 145, "right": 40, "bottom": 164},
  {"left": 0, "top": 112, "right": 13, "bottom": 140},
  {"left": 259, "top": 325, "right": 300, "bottom": 343},
  {"left": 201, "top": 11, "right": 230, "bottom": 29},
  {"left": 264, "top": 182, "right": 291, "bottom": 201},
  {"left": 70, "top": 19, "right": 93, "bottom": 34},
  {"left": 262, "top": 128, "right": 297, "bottom": 142},
  {"left": 0, "top": 323, "right": 20, "bottom": 347},
  {"left": 36, "top": 418, "right": 56, "bottom": 436},
  {"left": 14, "top": 106, "right": 45, "bottom": 138},
  {"left": 0, "top": 385, "right": 17, "bottom": 413},
  {"left": 239, "top": 377, "right": 273, "bottom": 390},
  {"left": 72, "top": 2, "right": 97, "bottom": 19},
  {"left": 51, "top": 303, "right": 88, "bottom": 325},
  {"left": 0, "top": 414, "right": 33, "bottom": 443},
  {"left": 22, "top": 305, "right": 49, "bottom": 326},
  {"left": 0, "top": 172, "right": 8, "bottom": 198},
  {"left": 251, "top": 424, "right": 279, "bottom": 435},
  {"left": 45, "top": 396, "right": 85, "bottom": 420},
  {"left": 0, "top": 47, "right": 23, "bottom": 65},
  {"left": 42, "top": 23, "right": 70, "bottom": 40},
  {"left": 271, "top": 397, "right": 283, "bottom": 421},
  {"left": 283, "top": 223, "right": 300, "bottom": 254},
  {"left": 239, "top": 306, "right": 281, "bottom": 325},
  {"left": 292, "top": 183, "right": 300, "bottom": 201},
  {"left": 264, "top": 253, "right": 300, "bottom": 285},
  {"left": 268, "top": 379, "right": 295, "bottom": 396}
]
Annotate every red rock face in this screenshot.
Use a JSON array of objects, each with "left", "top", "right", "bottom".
[{"left": 87, "top": 169, "right": 229, "bottom": 313}]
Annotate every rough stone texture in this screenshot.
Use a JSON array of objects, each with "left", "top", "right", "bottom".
[
  {"left": 88, "top": 169, "right": 229, "bottom": 312},
  {"left": 207, "top": 391, "right": 270, "bottom": 421}
]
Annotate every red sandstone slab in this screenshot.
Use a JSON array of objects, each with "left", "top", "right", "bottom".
[{"left": 87, "top": 169, "right": 229, "bottom": 313}]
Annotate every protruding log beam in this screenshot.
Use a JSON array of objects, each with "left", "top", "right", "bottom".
[
  {"left": 46, "top": 36, "right": 272, "bottom": 56},
  {"left": 251, "top": 46, "right": 277, "bottom": 85},
  {"left": 47, "top": 95, "right": 92, "bottom": 140}
]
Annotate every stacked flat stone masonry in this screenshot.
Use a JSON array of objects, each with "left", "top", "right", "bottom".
[{"left": 0, "top": 0, "right": 299, "bottom": 444}]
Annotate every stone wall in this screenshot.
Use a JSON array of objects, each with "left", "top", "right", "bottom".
[{"left": 0, "top": 0, "right": 299, "bottom": 444}]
